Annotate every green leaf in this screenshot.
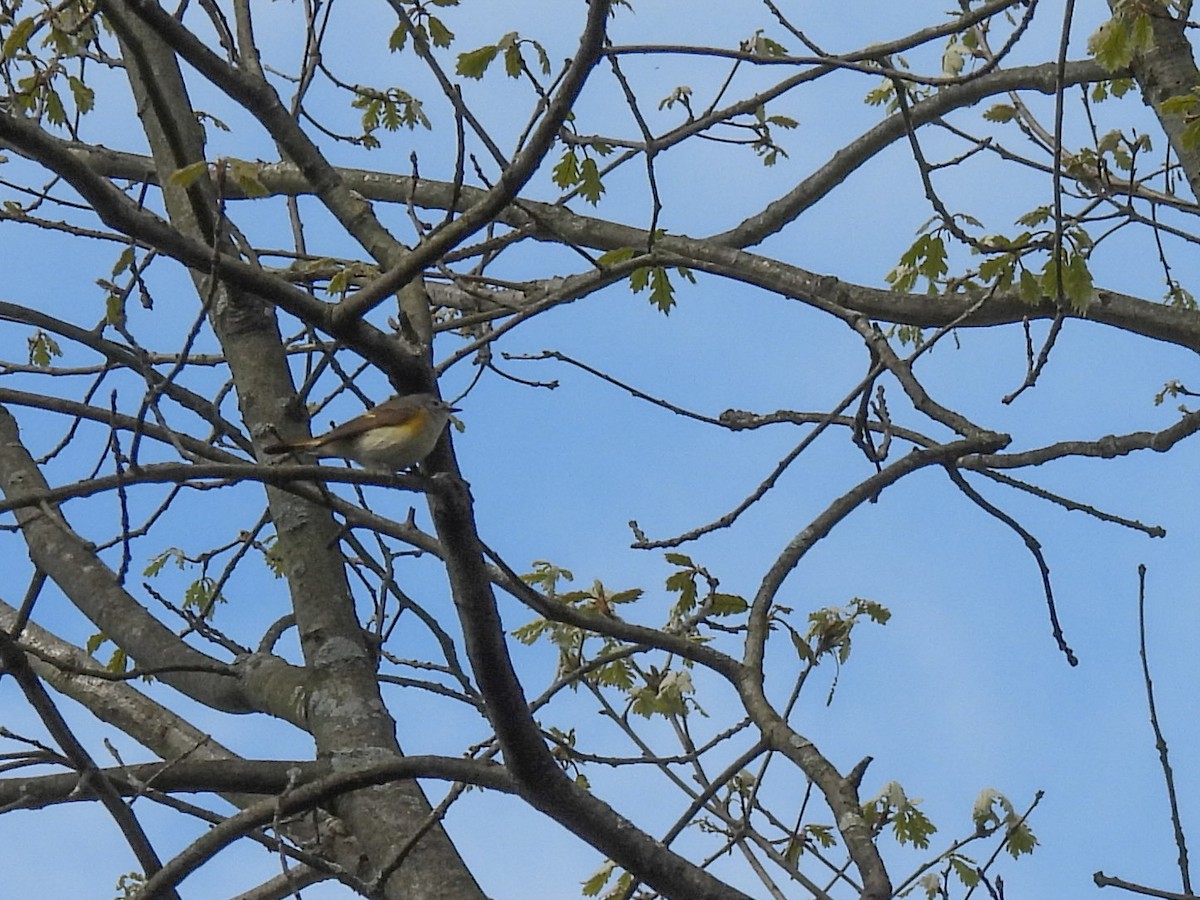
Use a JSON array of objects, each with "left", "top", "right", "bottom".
[
  {"left": 630, "top": 669, "right": 693, "bottom": 717},
  {"left": 888, "top": 232, "right": 947, "bottom": 293},
  {"left": 710, "top": 593, "right": 748, "bottom": 615},
  {"left": 27, "top": 330, "right": 62, "bottom": 367},
  {"left": 594, "top": 658, "right": 635, "bottom": 689},
  {"left": 111, "top": 246, "right": 136, "bottom": 277},
  {"left": 67, "top": 75, "right": 94, "bottom": 114},
  {"left": 44, "top": 89, "right": 66, "bottom": 126},
  {"left": 327, "top": 267, "right": 351, "bottom": 298},
  {"left": 581, "top": 861, "right": 616, "bottom": 897},
  {"left": 106, "top": 646, "right": 130, "bottom": 674},
  {"left": 521, "top": 560, "right": 574, "bottom": 596},
  {"left": 503, "top": 41, "right": 523, "bottom": 78},
  {"left": 857, "top": 598, "right": 891, "bottom": 624},
  {"left": 105, "top": 293, "right": 126, "bottom": 326},
  {"left": 665, "top": 569, "right": 698, "bottom": 610},
  {"left": 886, "top": 264, "right": 916, "bottom": 293},
  {"left": 1109, "top": 77, "right": 1135, "bottom": 98},
  {"left": 1158, "top": 93, "right": 1199, "bottom": 117},
  {"left": 648, "top": 267, "right": 676, "bottom": 313},
  {"left": 606, "top": 588, "right": 643, "bottom": 605},
  {"left": 664, "top": 552, "right": 694, "bottom": 567},
  {"left": 1005, "top": 820, "right": 1039, "bottom": 857},
  {"left": 942, "top": 40, "right": 965, "bottom": 77},
  {"left": 1062, "top": 253, "right": 1095, "bottom": 312},
  {"left": 918, "top": 873, "right": 941, "bottom": 899},
  {"left": 806, "top": 823, "right": 836, "bottom": 849},
  {"left": 596, "top": 247, "right": 637, "bottom": 268},
  {"left": 983, "top": 104, "right": 1016, "bottom": 123},
  {"left": 1087, "top": 19, "right": 1130, "bottom": 72},
  {"left": 947, "top": 855, "right": 979, "bottom": 887},
  {"left": 740, "top": 30, "right": 788, "bottom": 57},
  {"left": 2, "top": 16, "right": 36, "bottom": 59},
  {"left": 170, "top": 161, "right": 209, "bottom": 188},
  {"left": 229, "top": 158, "right": 269, "bottom": 198},
  {"left": 85, "top": 632, "right": 108, "bottom": 655},
  {"left": 552, "top": 149, "right": 579, "bottom": 189},
  {"left": 428, "top": 16, "right": 454, "bottom": 48},
  {"left": 114, "top": 873, "right": 146, "bottom": 900},
  {"left": 1181, "top": 120, "right": 1200, "bottom": 153},
  {"left": 577, "top": 157, "right": 605, "bottom": 204},
  {"left": 1018, "top": 267, "right": 1041, "bottom": 304},
  {"left": 388, "top": 23, "right": 409, "bottom": 52},
  {"left": 1130, "top": 13, "right": 1154, "bottom": 55},
  {"left": 918, "top": 234, "right": 947, "bottom": 280},
  {"left": 978, "top": 254, "right": 1015, "bottom": 289},
  {"left": 895, "top": 801, "right": 936, "bottom": 848},
  {"left": 973, "top": 787, "right": 1006, "bottom": 827},
  {"left": 1087, "top": 13, "right": 1153, "bottom": 73},
  {"left": 1016, "top": 205, "right": 1051, "bottom": 227},
  {"left": 658, "top": 85, "right": 693, "bottom": 111},
  {"left": 456, "top": 44, "right": 498, "bottom": 79},
  {"left": 864, "top": 81, "right": 894, "bottom": 107},
  {"left": 532, "top": 41, "right": 551, "bottom": 75},
  {"left": 512, "top": 618, "right": 552, "bottom": 644},
  {"left": 184, "top": 577, "right": 222, "bottom": 614},
  {"left": 790, "top": 629, "right": 815, "bottom": 664}
]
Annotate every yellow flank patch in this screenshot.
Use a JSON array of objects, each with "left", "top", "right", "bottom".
[{"left": 355, "top": 416, "right": 427, "bottom": 451}]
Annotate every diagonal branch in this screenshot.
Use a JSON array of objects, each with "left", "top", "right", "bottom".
[
  {"left": 50, "top": 141, "right": 1200, "bottom": 356},
  {"left": 0, "top": 405, "right": 278, "bottom": 714},
  {"left": 0, "top": 631, "right": 179, "bottom": 899},
  {"left": 330, "top": 0, "right": 615, "bottom": 324}
]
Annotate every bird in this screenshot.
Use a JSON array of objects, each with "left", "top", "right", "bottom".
[{"left": 262, "top": 393, "right": 459, "bottom": 471}]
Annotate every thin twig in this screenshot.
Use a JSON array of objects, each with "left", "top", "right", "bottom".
[{"left": 1137, "top": 564, "right": 1193, "bottom": 894}]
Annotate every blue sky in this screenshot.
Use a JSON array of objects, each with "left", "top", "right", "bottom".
[{"left": 2, "top": 1, "right": 1198, "bottom": 898}]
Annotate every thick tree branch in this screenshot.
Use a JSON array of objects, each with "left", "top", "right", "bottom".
[
  {"left": 0, "top": 756, "right": 512, "bottom": 811},
  {"left": 428, "top": 470, "right": 752, "bottom": 898},
  {"left": 1115, "top": 3, "right": 1200, "bottom": 201},
  {"left": 93, "top": 6, "right": 489, "bottom": 896},
  {"left": 713, "top": 60, "right": 1106, "bottom": 248},
  {"left": 0, "top": 631, "right": 179, "bottom": 899},
  {"left": 52, "top": 136, "right": 1200, "bottom": 357},
  {"left": 0, "top": 405, "right": 268, "bottom": 713},
  {"left": 129, "top": 757, "right": 513, "bottom": 900}
]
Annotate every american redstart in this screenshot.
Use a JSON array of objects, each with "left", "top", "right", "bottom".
[{"left": 262, "top": 392, "right": 459, "bottom": 471}]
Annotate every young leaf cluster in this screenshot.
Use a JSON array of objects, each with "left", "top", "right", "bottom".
[
  {"left": 387, "top": 0, "right": 458, "bottom": 53},
  {"left": 792, "top": 598, "right": 891, "bottom": 667},
  {"left": 2, "top": 3, "right": 97, "bottom": 130},
  {"left": 597, "top": 247, "right": 696, "bottom": 314},
  {"left": 144, "top": 547, "right": 226, "bottom": 620},
  {"left": 350, "top": 87, "right": 431, "bottom": 146},
  {"left": 456, "top": 32, "right": 551, "bottom": 81},
  {"left": 512, "top": 567, "right": 641, "bottom": 685},
  {"left": 1087, "top": 9, "right": 1154, "bottom": 74},
  {"left": 972, "top": 788, "right": 1039, "bottom": 858},
  {"left": 862, "top": 781, "right": 937, "bottom": 850},
  {"left": 26, "top": 329, "right": 62, "bottom": 366},
  {"left": 581, "top": 859, "right": 634, "bottom": 899},
  {"left": 663, "top": 552, "right": 747, "bottom": 623},
  {"left": 552, "top": 147, "right": 608, "bottom": 205},
  {"left": 749, "top": 103, "right": 799, "bottom": 167}
]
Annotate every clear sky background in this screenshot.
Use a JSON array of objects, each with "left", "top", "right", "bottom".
[{"left": 2, "top": 1, "right": 1198, "bottom": 898}]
